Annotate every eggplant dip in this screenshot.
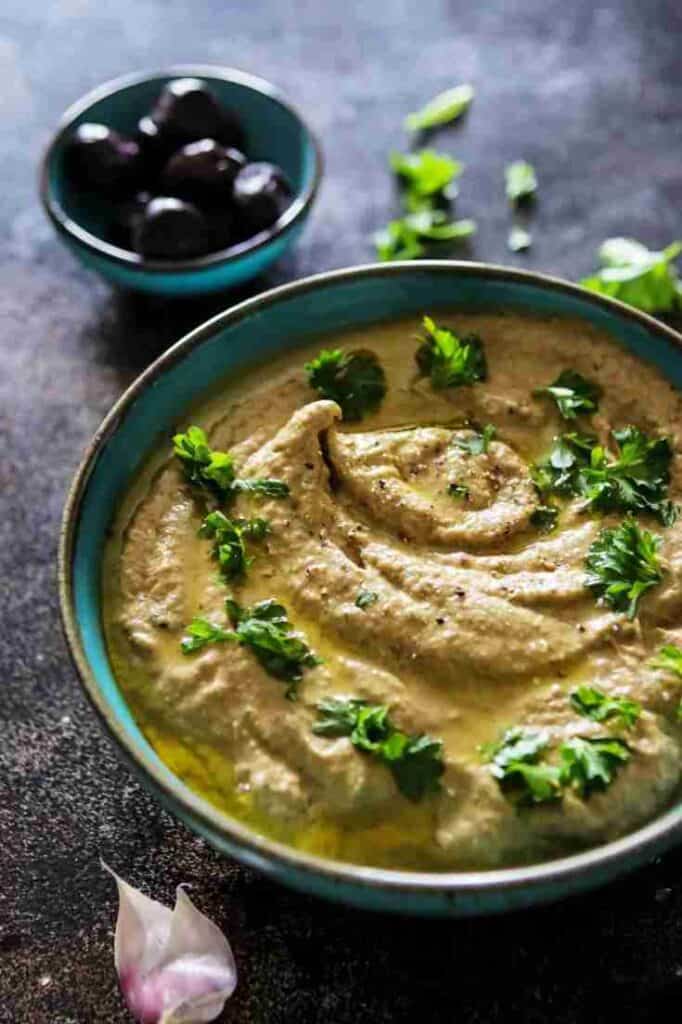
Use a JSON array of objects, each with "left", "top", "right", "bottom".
[{"left": 103, "top": 312, "right": 682, "bottom": 870}]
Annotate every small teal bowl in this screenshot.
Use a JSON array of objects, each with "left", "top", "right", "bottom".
[
  {"left": 39, "top": 66, "right": 322, "bottom": 295},
  {"left": 60, "top": 261, "right": 682, "bottom": 915}
]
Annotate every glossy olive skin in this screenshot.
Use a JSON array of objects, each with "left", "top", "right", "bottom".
[
  {"left": 69, "top": 122, "right": 141, "bottom": 192},
  {"left": 132, "top": 197, "right": 209, "bottom": 259},
  {"left": 161, "top": 139, "right": 246, "bottom": 203},
  {"left": 151, "top": 78, "right": 244, "bottom": 150},
  {"left": 109, "top": 191, "right": 151, "bottom": 248},
  {"left": 232, "top": 162, "right": 293, "bottom": 232}
]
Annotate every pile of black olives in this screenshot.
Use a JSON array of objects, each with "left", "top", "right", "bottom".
[{"left": 68, "top": 78, "right": 294, "bottom": 260}]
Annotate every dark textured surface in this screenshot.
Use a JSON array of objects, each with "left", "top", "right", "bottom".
[{"left": 1, "top": 1, "right": 681, "bottom": 1021}]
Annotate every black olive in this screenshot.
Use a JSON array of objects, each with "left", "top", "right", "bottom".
[
  {"left": 232, "top": 162, "right": 293, "bottom": 233},
  {"left": 150, "top": 78, "right": 244, "bottom": 149},
  {"left": 161, "top": 139, "right": 246, "bottom": 203},
  {"left": 208, "top": 206, "right": 238, "bottom": 252},
  {"left": 135, "top": 115, "right": 178, "bottom": 176},
  {"left": 68, "top": 122, "right": 141, "bottom": 192},
  {"left": 109, "top": 191, "right": 152, "bottom": 249},
  {"left": 132, "top": 197, "right": 210, "bottom": 259}
]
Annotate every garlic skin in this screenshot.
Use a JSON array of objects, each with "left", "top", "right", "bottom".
[{"left": 103, "top": 863, "right": 237, "bottom": 1023}]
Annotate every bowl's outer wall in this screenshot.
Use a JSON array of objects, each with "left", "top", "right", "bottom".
[
  {"left": 47, "top": 73, "right": 318, "bottom": 294},
  {"left": 69, "top": 267, "right": 682, "bottom": 914}
]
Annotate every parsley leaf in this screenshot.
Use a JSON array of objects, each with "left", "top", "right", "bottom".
[
  {"left": 305, "top": 348, "right": 387, "bottom": 421},
  {"left": 534, "top": 370, "right": 601, "bottom": 420},
  {"left": 579, "top": 427, "right": 677, "bottom": 525},
  {"left": 570, "top": 685, "right": 641, "bottom": 728},
  {"left": 390, "top": 149, "right": 462, "bottom": 199},
  {"left": 580, "top": 238, "right": 682, "bottom": 313},
  {"left": 199, "top": 510, "right": 269, "bottom": 580},
  {"left": 508, "top": 226, "right": 532, "bottom": 252},
  {"left": 559, "top": 736, "right": 630, "bottom": 797},
  {"left": 651, "top": 644, "right": 682, "bottom": 678},
  {"left": 453, "top": 424, "right": 496, "bottom": 455},
  {"left": 227, "top": 599, "right": 321, "bottom": 698},
  {"left": 505, "top": 161, "right": 538, "bottom": 204},
  {"left": 374, "top": 211, "right": 476, "bottom": 261},
  {"left": 416, "top": 316, "right": 487, "bottom": 389},
  {"left": 530, "top": 503, "right": 560, "bottom": 532},
  {"left": 355, "top": 590, "right": 379, "bottom": 610},
  {"left": 483, "top": 727, "right": 561, "bottom": 806},
  {"left": 584, "top": 518, "right": 665, "bottom": 619},
  {"left": 404, "top": 83, "right": 474, "bottom": 132},
  {"left": 531, "top": 431, "right": 596, "bottom": 497},
  {"left": 447, "top": 482, "right": 469, "bottom": 499},
  {"left": 313, "top": 698, "right": 444, "bottom": 801},
  {"left": 232, "top": 478, "right": 290, "bottom": 498},
  {"left": 173, "top": 426, "right": 236, "bottom": 500},
  {"left": 181, "top": 618, "right": 236, "bottom": 654}
]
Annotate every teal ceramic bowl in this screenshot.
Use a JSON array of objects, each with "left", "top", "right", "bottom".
[
  {"left": 60, "top": 261, "right": 682, "bottom": 915},
  {"left": 39, "top": 66, "right": 322, "bottom": 295}
]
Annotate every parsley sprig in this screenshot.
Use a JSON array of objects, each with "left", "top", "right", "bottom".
[
  {"left": 559, "top": 737, "right": 630, "bottom": 797},
  {"left": 651, "top": 644, "right": 682, "bottom": 678},
  {"left": 570, "top": 685, "right": 641, "bottom": 729},
  {"left": 305, "top": 348, "right": 387, "bottom": 421},
  {"left": 482, "top": 728, "right": 561, "bottom": 805},
  {"left": 173, "top": 426, "right": 289, "bottom": 504},
  {"left": 581, "top": 238, "right": 682, "bottom": 313},
  {"left": 505, "top": 161, "right": 538, "bottom": 204},
  {"left": 584, "top": 518, "right": 665, "bottom": 619},
  {"left": 404, "top": 83, "right": 474, "bottom": 133},
  {"left": 199, "top": 510, "right": 269, "bottom": 580},
  {"left": 390, "top": 149, "right": 462, "bottom": 202},
  {"left": 453, "top": 424, "right": 496, "bottom": 455},
  {"left": 313, "top": 698, "right": 444, "bottom": 801},
  {"left": 416, "top": 316, "right": 487, "bottom": 390},
  {"left": 534, "top": 370, "right": 601, "bottom": 420}
]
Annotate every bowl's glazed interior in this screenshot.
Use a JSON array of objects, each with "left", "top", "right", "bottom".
[{"left": 61, "top": 262, "right": 682, "bottom": 915}]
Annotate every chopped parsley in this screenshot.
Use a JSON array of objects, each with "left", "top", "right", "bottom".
[
  {"left": 390, "top": 149, "right": 462, "bottom": 200},
  {"left": 232, "top": 478, "right": 290, "bottom": 498},
  {"left": 416, "top": 316, "right": 487, "bottom": 390},
  {"left": 181, "top": 618, "right": 236, "bottom": 654},
  {"left": 453, "top": 424, "right": 496, "bottom": 455},
  {"left": 530, "top": 504, "right": 559, "bottom": 533},
  {"left": 355, "top": 589, "right": 379, "bottom": 610},
  {"left": 305, "top": 348, "right": 387, "bottom": 421},
  {"left": 313, "top": 698, "right": 444, "bottom": 801},
  {"left": 531, "top": 431, "right": 595, "bottom": 497},
  {"left": 482, "top": 727, "right": 561, "bottom": 806},
  {"left": 559, "top": 736, "right": 630, "bottom": 797},
  {"left": 580, "top": 238, "right": 682, "bottom": 314},
  {"left": 651, "top": 644, "right": 682, "bottom": 678},
  {"left": 508, "top": 226, "right": 532, "bottom": 252},
  {"left": 404, "top": 83, "right": 474, "bottom": 132},
  {"left": 374, "top": 211, "right": 476, "bottom": 261},
  {"left": 447, "top": 482, "right": 470, "bottom": 500},
  {"left": 173, "top": 426, "right": 236, "bottom": 500},
  {"left": 534, "top": 370, "right": 601, "bottom": 420},
  {"left": 505, "top": 161, "right": 538, "bottom": 204},
  {"left": 199, "top": 510, "right": 269, "bottom": 580},
  {"left": 584, "top": 518, "right": 665, "bottom": 619},
  {"left": 570, "top": 685, "right": 641, "bottom": 729}
]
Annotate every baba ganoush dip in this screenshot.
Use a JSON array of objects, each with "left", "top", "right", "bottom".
[{"left": 103, "top": 311, "right": 682, "bottom": 870}]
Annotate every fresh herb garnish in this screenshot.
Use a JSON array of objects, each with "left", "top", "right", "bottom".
[
  {"left": 453, "top": 424, "right": 496, "bottom": 455},
  {"left": 531, "top": 432, "right": 595, "bottom": 497},
  {"left": 508, "top": 226, "right": 532, "bottom": 252},
  {"left": 530, "top": 503, "right": 559, "bottom": 532},
  {"left": 534, "top": 370, "right": 601, "bottom": 420},
  {"left": 227, "top": 599, "right": 321, "bottom": 698},
  {"left": 173, "top": 426, "right": 236, "bottom": 500},
  {"left": 651, "top": 644, "right": 682, "bottom": 678},
  {"left": 355, "top": 589, "right": 379, "bottom": 609},
  {"left": 447, "top": 482, "right": 470, "bottom": 500},
  {"left": 390, "top": 149, "right": 462, "bottom": 201},
  {"left": 505, "top": 161, "right": 538, "bottom": 204},
  {"left": 199, "top": 510, "right": 269, "bottom": 580},
  {"left": 181, "top": 618, "right": 236, "bottom": 654},
  {"left": 416, "top": 316, "right": 487, "bottom": 389},
  {"left": 232, "top": 478, "right": 290, "bottom": 498},
  {"left": 483, "top": 727, "right": 561, "bottom": 806},
  {"left": 404, "top": 83, "right": 474, "bottom": 132},
  {"left": 559, "top": 736, "right": 630, "bottom": 797},
  {"left": 313, "top": 698, "right": 444, "bottom": 801},
  {"left": 580, "top": 238, "right": 682, "bottom": 313},
  {"left": 305, "top": 348, "right": 387, "bottom": 421},
  {"left": 374, "top": 212, "right": 475, "bottom": 261},
  {"left": 584, "top": 518, "right": 664, "bottom": 619},
  {"left": 570, "top": 685, "right": 641, "bottom": 729}
]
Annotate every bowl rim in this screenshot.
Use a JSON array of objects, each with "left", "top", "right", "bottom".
[
  {"left": 59, "top": 260, "right": 682, "bottom": 904},
  {"left": 39, "top": 64, "right": 323, "bottom": 274}
]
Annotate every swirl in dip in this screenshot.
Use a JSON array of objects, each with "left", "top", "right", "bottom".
[{"left": 103, "top": 312, "right": 682, "bottom": 870}]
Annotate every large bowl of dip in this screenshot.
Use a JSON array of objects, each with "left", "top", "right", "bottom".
[{"left": 59, "top": 261, "right": 682, "bottom": 915}]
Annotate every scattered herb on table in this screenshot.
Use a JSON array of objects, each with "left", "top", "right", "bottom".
[
  {"left": 199, "top": 510, "right": 269, "bottom": 580},
  {"left": 375, "top": 212, "right": 476, "bottom": 261},
  {"left": 453, "top": 423, "right": 496, "bottom": 455},
  {"left": 530, "top": 503, "right": 559, "bottom": 532},
  {"left": 570, "top": 685, "right": 641, "bottom": 728},
  {"left": 580, "top": 238, "right": 682, "bottom": 313},
  {"left": 313, "top": 698, "right": 444, "bottom": 801},
  {"left": 390, "top": 149, "right": 462, "bottom": 201},
  {"left": 482, "top": 727, "right": 561, "bottom": 806},
  {"left": 505, "top": 161, "right": 538, "bottom": 204},
  {"left": 447, "top": 482, "right": 470, "bottom": 500},
  {"left": 355, "top": 589, "right": 379, "bottom": 610},
  {"left": 305, "top": 348, "right": 387, "bottom": 421},
  {"left": 416, "top": 315, "right": 487, "bottom": 389},
  {"left": 534, "top": 370, "right": 601, "bottom": 420},
  {"left": 559, "top": 736, "right": 630, "bottom": 797},
  {"left": 508, "top": 226, "right": 532, "bottom": 252},
  {"left": 584, "top": 518, "right": 664, "bottom": 619},
  {"left": 404, "top": 83, "right": 474, "bottom": 133}
]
